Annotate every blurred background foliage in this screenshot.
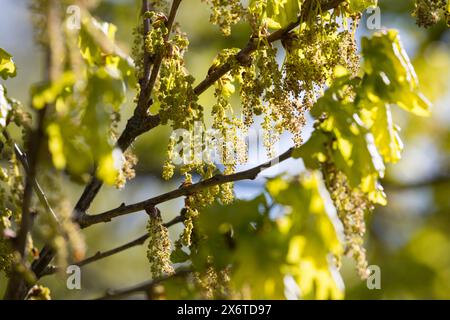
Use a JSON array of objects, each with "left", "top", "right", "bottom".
[{"left": 0, "top": 0, "right": 449, "bottom": 299}]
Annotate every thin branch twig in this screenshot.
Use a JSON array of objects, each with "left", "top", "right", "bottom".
[
  {"left": 2, "top": 131, "right": 59, "bottom": 224},
  {"left": 135, "top": 0, "right": 183, "bottom": 117},
  {"left": 41, "top": 215, "right": 184, "bottom": 276},
  {"left": 95, "top": 268, "right": 191, "bottom": 300}
]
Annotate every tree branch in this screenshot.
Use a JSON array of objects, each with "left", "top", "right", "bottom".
[
  {"left": 30, "top": 0, "right": 167, "bottom": 286},
  {"left": 73, "top": 0, "right": 182, "bottom": 221},
  {"left": 41, "top": 215, "right": 184, "bottom": 276},
  {"left": 95, "top": 268, "right": 191, "bottom": 300},
  {"left": 4, "top": 0, "right": 64, "bottom": 300},
  {"left": 136, "top": 0, "right": 183, "bottom": 117},
  {"left": 2, "top": 131, "right": 59, "bottom": 224},
  {"left": 80, "top": 148, "right": 294, "bottom": 227}
]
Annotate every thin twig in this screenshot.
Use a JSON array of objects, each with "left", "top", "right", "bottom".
[
  {"left": 2, "top": 131, "right": 59, "bottom": 224},
  {"left": 95, "top": 268, "right": 191, "bottom": 300},
  {"left": 136, "top": 0, "right": 183, "bottom": 117},
  {"left": 41, "top": 215, "right": 184, "bottom": 276}
]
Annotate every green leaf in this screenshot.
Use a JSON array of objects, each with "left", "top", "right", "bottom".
[
  {"left": 250, "top": 0, "right": 302, "bottom": 29},
  {"left": 293, "top": 130, "right": 329, "bottom": 168},
  {"left": 347, "top": 0, "right": 378, "bottom": 13},
  {"left": 361, "top": 30, "right": 432, "bottom": 116},
  {"left": 45, "top": 117, "right": 93, "bottom": 182},
  {"left": 78, "top": 17, "right": 134, "bottom": 88},
  {"left": 170, "top": 247, "right": 190, "bottom": 264},
  {"left": 88, "top": 67, "right": 126, "bottom": 111},
  {"left": 296, "top": 71, "right": 387, "bottom": 204},
  {"left": 96, "top": 151, "right": 120, "bottom": 185},
  {"left": 47, "top": 123, "right": 66, "bottom": 169},
  {"left": 31, "top": 72, "right": 76, "bottom": 109},
  {"left": 267, "top": 173, "right": 344, "bottom": 299},
  {"left": 79, "top": 18, "right": 117, "bottom": 66},
  {"left": 0, "top": 48, "right": 16, "bottom": 80},
  {"left": 82, "top": 83, "right": 119, "bottom": 185},
  {"left": 194, "top": 173, "right": 345, "bottom": 299},
  {"left": 194, "top": 195, "right": 288, "bottom": 298},
  {"left": 360, "top": 103, "right": 403, "bottom": 163}
]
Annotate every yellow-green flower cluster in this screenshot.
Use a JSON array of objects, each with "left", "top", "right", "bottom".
[
  {"left": 115, "top": 149, "right": 138, "bottom": 189},
  {"left": 26, "top": 285, "right": 51, "bottom": 300},
  {"left": 413, "top": 0, "right": 449, "bottom": 27},
  {"left": 202, "top": 0, "right": 244, "bottom": 36},
  {"left": 324, "top": 162, "right": 373, "bottom": 279},
  {"left": 0, "top": 136, "right": 25, "bottom": 275},
  {"left": 0, "top": 213, "right": 14, "bottom": 275},
  {"left": 194, "top": 266, "right": 231, "bottom": 299},
  {"left": 283, "top": 21, "right": 360, "bottom": 109},
  {"left": 146, "top": 208, "right": 174, "bottom": 278}
]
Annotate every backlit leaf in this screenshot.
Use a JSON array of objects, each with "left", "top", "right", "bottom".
[{"left": 0, "top": 48, "right": 16, "bottom": 80}]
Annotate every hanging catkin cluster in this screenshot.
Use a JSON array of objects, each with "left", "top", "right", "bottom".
[
  {"left": 0, "top": 213, "right": 14, "bottom": 274},
  {"left": 283, "top": 21, "right": 360, "bottom": 109},
  {"left": 115, "top": 149, "right": 138, "bottom": 189},
  {"left": 413, "top": 0, "right": 450, "bottom": 27},
  {"left": 0, "top": 132, "right": 26, "bottom": 274},
  {"left": 193, "top": 266, "right": 231, "bottom": 299},
  {"left": 35, "top": 173, "right": 86, "bottom": 270},
  {"left": 149, "top": 2, "right": 363, "bottom": 251},
  {"left": 324, "top": 163, "right": 373, "bottom": 279},
  {"left": 202, "top": 0, "right": 244, "bottom": 36},
  {"left": 146, "top": 208, "right": 174, "bottom": 278}
]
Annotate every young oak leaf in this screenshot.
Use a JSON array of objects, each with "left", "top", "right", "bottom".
[{"left": 0, "top": 48, "right": 16, "bottom": 80}]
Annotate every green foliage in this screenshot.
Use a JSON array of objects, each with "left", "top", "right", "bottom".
[
  {"left": 267, "top": 173, "right": 344, "bottom": 299},
  {"left": 32, "top": 16, "right": 130, "bottom": 185},
  {"left": 346, "top": 0, "right": 378, "bottom": 14},
  {"left": 360, "top": 30, "right": 431, "bottom": 117},
  {"left": 296, "top": 31, "right": 430, "bottom": 204},
  {"left": 249, "top": 0, "right": 302, "bottom": 29},
  {"left": 31, "top": 72, "right": 76, "bottom": 110},
  {"left": 291, "top": 30, "right": 432, "bottom": 279},
  {"left": 185, "top": 173, "right": 343, "bottom": 299}
]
